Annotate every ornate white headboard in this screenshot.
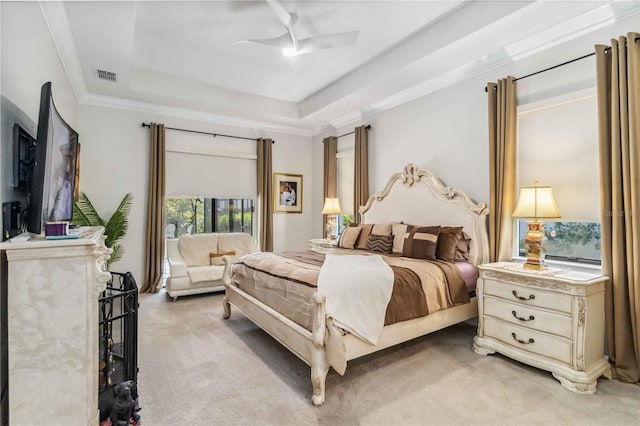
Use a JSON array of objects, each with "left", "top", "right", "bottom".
[{"left": 359, "top": 164, "right": 489, "bottom": 266}]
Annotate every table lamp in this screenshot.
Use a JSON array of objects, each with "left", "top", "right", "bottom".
[
  {"left": 512, "top": 181, "right": 561, "bottom": 270},
  {"left": 321, "top": 197, "right": 342, "bottom": 240}
]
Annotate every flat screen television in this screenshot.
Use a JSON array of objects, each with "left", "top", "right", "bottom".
[
  {"left": 12, "top": 123, "right": 36, "bottom": 193},
  {"left": 26, "top": 82, "right": 79, "bottom": 235}
]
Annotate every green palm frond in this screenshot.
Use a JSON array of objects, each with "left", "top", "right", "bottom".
[
  {"left": 73, "top": 192, "right": 133, "bottom": 269},
  {"left": 73, "top": 192, "right": 105, "bottom": 226},
  {"left": 109, "top": 244, "right": 123, "bottom": 266},
  {"left": 104, "top": 193, "right": 133, "bottom": 248}
]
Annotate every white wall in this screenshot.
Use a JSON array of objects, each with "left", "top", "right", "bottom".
[
  {"left": 0, "top": 1, "right": 78, "bottom": 205},
  {"left": 78, "top": 105, "right": 313, "bottom": 281},
  {"left": 310, "top": 15, "right": 638, "bottom": 237}
]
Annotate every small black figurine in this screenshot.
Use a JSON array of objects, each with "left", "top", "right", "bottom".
[{"left": 99, "top": 380, "right": 140, "bottom": 425}]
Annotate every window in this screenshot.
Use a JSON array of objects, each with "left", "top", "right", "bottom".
[
  {"left": 336, "top": 136, "right": 355, "bottom": 236},
  {"left": 517, "top": 221, "right": 601, "bottom": 265},
  {"left": 165, "top": 197, "right": 254, "bottom": 238},
  {"left": 517, "top": 92, "right": 601, "bottom": 264}
]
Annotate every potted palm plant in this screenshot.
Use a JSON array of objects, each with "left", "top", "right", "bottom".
[{"left": 73, "top": 192, "right": 133, "bottom": 269}]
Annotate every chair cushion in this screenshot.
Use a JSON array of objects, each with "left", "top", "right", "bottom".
[
  {"left": 217, "top": 233, "right": 255, "bottom": 257},
  {"left": 179, "top": 234, "right": 218, "bottom": 266}
]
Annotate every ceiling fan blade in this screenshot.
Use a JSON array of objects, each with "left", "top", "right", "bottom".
[
  {"left": 233, "top": 32, "right": 291, "bottom": 49},
  {"left": 264, "top": 0, "right": 291, "bottom": 27},
  {"left": 297, "top": 31, "right": 359, "bottom": 55},
  {"left": 264, "top": 0, "right": 298, "bottom": 51}
]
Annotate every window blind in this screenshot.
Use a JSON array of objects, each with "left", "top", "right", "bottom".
[
  {"left": 517, "top": 95, "right": 600, "bottom": 222},
  {"left": 165, "top": 133, "right": 257, "bottom": 200}
]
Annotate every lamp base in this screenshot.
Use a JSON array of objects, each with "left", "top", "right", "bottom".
[
  {"left": 325, "top": 215, "right": 337, "bottom": 240},
  {"left": 523, "top": 221, "right": 548, "bottom": 270}
]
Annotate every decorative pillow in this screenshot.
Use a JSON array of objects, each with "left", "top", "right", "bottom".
[
  {"left": 338, "top": 226, "right": 362, "bottom": 249},
  {"left": 371, "top": 223, "right": 392, "bottom": 236},
  {"left": 209, "top": 251, "right": 237, "bottom": 266},
  {"left": 391, "top": 222, "right": 413, "bottom": 254},
  {"left": 402, "top": 226, "right": 441, "bottom": 260},
  {"left": 355, "top": 223, "right": 374, "bottom": 250},
  {"left": 454, "top": 231, "right": 472, "bottom": 262},
  {"left": 366, "top": 234, "right": 393, "bottom": 254},
  {"left": 436, "top": 226, "right": 463, "bottom": 262}
]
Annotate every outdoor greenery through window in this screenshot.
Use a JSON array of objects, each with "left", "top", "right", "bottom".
[
  {"left": 517, "top": 221, "right": 601, "bottom": 265},
  {"left": 165, "top": 197, "right": 254, "bottom": 238}
]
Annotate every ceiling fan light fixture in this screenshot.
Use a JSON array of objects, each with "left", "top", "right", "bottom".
[{"left": 282, "top": 47, "right": 298, "bottom": 57}]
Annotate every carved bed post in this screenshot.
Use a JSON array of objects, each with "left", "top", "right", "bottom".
[
  {"left": 311, "top": 292, "right": 330, "bottom": 406},
  {"left": 222, "top": 256, "right": 232, "bottom": 319}
]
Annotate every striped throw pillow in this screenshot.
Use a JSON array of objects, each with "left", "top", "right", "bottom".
[
  {"left": 402, "top": 226, "right": 441, "bottom": 260},
  {"left": 366, "top": 234, "right": 393, "bottom": 254}
]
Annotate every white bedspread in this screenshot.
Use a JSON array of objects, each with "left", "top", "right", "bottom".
[{"left": 317, "top": 254, "right": 394, "bottom": 345}]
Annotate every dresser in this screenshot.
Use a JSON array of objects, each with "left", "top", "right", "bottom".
[
  {"left": 307, "top": 238, "right": 337, "bottom": 253},
  {"left": 0, "top": 227, "right": 111, "bottom": 425},
  {"left": 473, "top": 262, "right": 611, "bottom": 394}
]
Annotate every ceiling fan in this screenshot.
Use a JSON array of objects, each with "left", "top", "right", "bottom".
[{"left": 240, "top": 0, "right": 359, "bottom": 56}]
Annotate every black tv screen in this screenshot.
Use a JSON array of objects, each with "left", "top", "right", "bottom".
[
  {"left": 26, "top": 82, "right": 79, "bottom": 234},
  {"left": 12, "top": 123, "right": 36, "bottom": 193}
]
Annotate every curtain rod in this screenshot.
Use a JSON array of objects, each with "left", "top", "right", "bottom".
[
  {"left": 325, "top": 124, "right": 372, "bottom": 140},
  {"left": 141, "top": 123, "right": 274, "bottom": 143},
  {"left": 484, "top": 35, "right": 639, "bottom": 92}
]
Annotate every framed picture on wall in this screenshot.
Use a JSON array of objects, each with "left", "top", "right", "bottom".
[{"left": 274, "top": 172, "right": 302, "bottom": 214}]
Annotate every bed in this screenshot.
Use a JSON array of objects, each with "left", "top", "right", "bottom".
[{"left": 222, "top": 163, "right": 490, "bottom": 405}]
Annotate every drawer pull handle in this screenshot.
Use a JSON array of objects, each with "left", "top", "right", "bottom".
[
  {"left": 512, "top": 311, "right": 535, "bottom": 322},
  {"left": 511, "top": 332, "right": 534, "bottom": 345},
  {"left": 512, "top": 290, "right": 535, "bottom": 301}
]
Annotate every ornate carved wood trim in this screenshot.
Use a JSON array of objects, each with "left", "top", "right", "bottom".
[{"left": 483, "top": 271, "right": 573, "bottom": 292}]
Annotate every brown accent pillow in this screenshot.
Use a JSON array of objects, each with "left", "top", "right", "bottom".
[
  {"left": 355, "top": 223, "right": 374, "bottom": 250},
  {"left": 210, "top": 251, "right": 237, "bottom": 266},
  {"left": 436, "top": 227, "right": 463, "bottom": 262},
  {"left": 366, "top": 234, "right": 393, "bottom": 254},
  {"left": 402, "top": 226, "right": 441, "bottom": 260},
  {"left": 338, "top": 226, "right": 362, "bottom": 249},
  {"left": 371, "top": 223, "right": 392, "bottom": 236},
  {"left": 454, "top": 231, "right": 472, "bottom": 262}
]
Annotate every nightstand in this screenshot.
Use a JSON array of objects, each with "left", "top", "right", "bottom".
[
  {"left": 307, "top": 238, "right": 337, "bottom": 253},
  {"left": 473, "top": 262, "right": 611, "bottom": 394}
]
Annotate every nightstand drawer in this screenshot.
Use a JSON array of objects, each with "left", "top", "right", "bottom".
[
  {"left": 483, "top": 279, "right": 573, "bottom": 314},
  {"left": 484, "top": 317, "right": 573, "bottom": 365},
  {"left": 484, "top": 296, "right": 573, "bottom": 338}
]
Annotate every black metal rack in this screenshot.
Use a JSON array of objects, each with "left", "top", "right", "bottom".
[{"left": 98, "top": 272, "right": 138, "bottom": 393}]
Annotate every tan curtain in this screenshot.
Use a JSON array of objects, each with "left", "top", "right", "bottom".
[
  {"left": 323, "top": 136, "right": 337, "bottom": 236},
  {"left": 487, "top": 76, "right": 517, "bottom": 262},
  {"left": 595, "top": 32, "right": 640, "bottom": 383},
  {"left": 257, "top": 138, "right": 273, "bottom": 252},
  {"left": 141, "top": 123, "right": 166, "bottom": 293},
  {"left": 353, "top": 126, "right": 369, "bottom": 225}
]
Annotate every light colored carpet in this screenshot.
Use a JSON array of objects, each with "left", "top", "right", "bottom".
[{"left": 137, "top": 290, "right": 639, "bottom": 426}]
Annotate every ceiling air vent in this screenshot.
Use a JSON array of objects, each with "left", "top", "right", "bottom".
[{"left": 96, "top": 69, "right": 117, "bottom": 82}]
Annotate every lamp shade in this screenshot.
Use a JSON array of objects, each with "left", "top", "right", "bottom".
[
  {"left": 321, "top": 198, "right": 342, "bottom": 215},
  {"left": 512, "top": 182, "right": 561, "bottom": 219}
]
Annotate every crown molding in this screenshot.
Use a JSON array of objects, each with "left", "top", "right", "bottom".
[
  {"left": 79, "top": 93, "right": 313, "bottom": 138},
  {"left": 39, "top": 1, "right": 87, "bottom": 102}
]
